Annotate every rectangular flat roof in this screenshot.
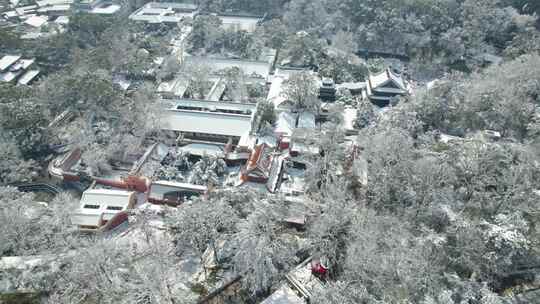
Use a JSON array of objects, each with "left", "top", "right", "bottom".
[
  {"left": 0, "top": 55, "right": 21, "bottom": 71},
  {"left": 0, "top": 70, "right": 22, "bottom": 82},
  {"left": 37, "top": 4, "right": 70, "bottom": 12},
  {"left": 24, "top": 15, "right": 48, "bottom": 27},
  {"left": 71, "top": 212, "right": 101, "bottom": 227},
  {"left": 35, "top": 0, "right": 73, "bottom": 7},
  {"left": 218, "top": 15, "right": 261, "bottom": 32},
  {"left": 10, "top": 58, "right": 34, "bottom": 70},
  {"left": 297, "top": 112, "right": 315, "bottom": 129},
  {"left": 129, "top": 2, "right": 197, "bottom": 23},
  {"left": 17, "top": 70, "right": 40, "bottom": 85},
  {"left": 161, "top": 109, "right": 252, "bottom": 137},
  {"left": 145, "top": 2, "right": 198, "bottom": 10},
  {"left": 81, "top": 189, "right": 134, "bottom": 207},
  {"left": 173, "top": 99, "right": 256, "bottom": 113},
  {"left": 83, "top": 188, "right": 134, "bottom": 196},
  {"left": 151, "top": 180, "right": 208, "bottom": 191}
]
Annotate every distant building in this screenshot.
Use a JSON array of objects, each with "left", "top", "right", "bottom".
[
  {"left": 129, "top": 2, "right": 198, "bottom": 23},
  {"left": 319, "top": 77, "right": 336, "bottom": 101},
  {"left": 70, "top": 189, "right": 136, "bottom": 231},
  {"left": 158, "top": 57, "right": 271, "bottom": 100},
  {"left": 336, "top": 81, "right": 365, "bottom": 96},
  {"left": 129, "top": 2, "right": 262, "bottom": 32},
  {"left": 35, "top": 0, "right": 73, "bottom": 16},
  {"left": 0, "top": 55, "right": 40, "bottom": 85},
  {"left": 217, "top": 13, "right": 263, "bottom": 32},
  {"left": 3, "top": 0, "right": 74, "bottom": 39},
  {"left": 14, "top": 4, "right": 38, "bottom": 17},
  {"left": 365, "top": 67, "right": 408, "bottom": 107}
]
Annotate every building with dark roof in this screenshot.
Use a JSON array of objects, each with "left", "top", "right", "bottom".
[{"left": 366, "top": 68, "right": 408, "bottom": 107}]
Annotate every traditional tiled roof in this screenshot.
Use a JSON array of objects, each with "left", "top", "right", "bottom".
[
  {"left": 367, "top": 68, "right": 407, "bottom": 93},
  {"left": 244, "top": 143, "right": 274, "bottom": 179}
]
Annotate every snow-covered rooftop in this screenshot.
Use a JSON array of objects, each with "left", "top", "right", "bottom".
[
  {"left": 151, "top": 180, "right": 208, "bottom": 192},
  {"left": 161, "top": 109, "right": 252, "bottom": 137},
  {"left": 174, "top": 99, "right": 256, "bottom": 114},
  {"left": 275, "top": 111, "right": 296, "bottom": 136},
  {"left": 343, "top": 107, "right": 358, "bottom": 132},
  {"left": 17, "top": 69, "right": 40, "bottom": 85},
  {"left": 0, "top": 55, "right": 21, "bottom": 71},
  {"left": 35, "top": 0, "right": 73, "bottom": 7},
  {"left": 297, "top": 112, "right": 315, "bottom": 129},
  {"left": 0, "top": 71, "right": 22, "bottom": 82},
  {"left": 260, "top": 284, "right": 305, "bottom": 304},
  {"left": 368, "top": 68, "right": 406, "bottom": 91},
  {"left": 90, "top": 3, "right": 121, "bottom": 14},
  {"left": 219, "top": 15, "right": 262, "bottom": 32},
  {"left": 129, "top": 2, "right": 197, "bottom": 23},
  {"left": 267, "top": 75, "right": 289, "bottom": 109},
  {"left": 10, "top": 58, "right": 34, "bottom": 70},
  {"left": 81, "top": 189, "right": 134, "bottom": 207},
  {"left": 24, "top": 15, "right": 47, "bottom": 27}
]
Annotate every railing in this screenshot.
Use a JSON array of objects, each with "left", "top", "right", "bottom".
[{"left": 11, "top": 183, "right": 62, "bottom": 195}]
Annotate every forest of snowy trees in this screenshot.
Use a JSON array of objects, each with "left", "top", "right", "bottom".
[{"left": 1, "top": 0, "right": 540, "bottom": 303}]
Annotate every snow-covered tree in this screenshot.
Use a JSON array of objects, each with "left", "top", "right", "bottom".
[
  {"left": 0, "top": 188, "right": 79, "bottom": 256},
  {"left": 156, "top": 150, "right": 192, "bottom": 182},
  {"left": 233, "top": 203, "right": 298, "bottom": 296},
  {"left": 355, "top": 99, "right": 375, "bottom": 129},
  {"left": 0, "top": 135, "right": 37, "bottom": 184},
  {"left": 181, "top": 60, "right": 213, "bottom": 99},
  {"left": 168, "top": 198, "right": 238, "bottom": 266},
  {"left": 307, "top": 187, "right": 354, "bottom": 274},
  {"left": 49, "top": 239, "right": 197, "bottom": 304},
  {"left": 342, "top": 211, "right": 442, "bottom": 303},
  {"left": 157, "top": 55, "right": 180, "bottom": 82},
  {"left": 282, "top": 71, "right": 321, "bottom": 113},
  {"left": 188, "top": 155, "right": 226, "bottom": 186},
  {"left": 252, "top": 100, "right": 276, "bottom": 134}
]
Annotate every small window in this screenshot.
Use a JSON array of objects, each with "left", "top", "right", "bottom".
[
  {"left": 83, "top": 204, "right": 100, "bottom": 209},
  {"left": 106, "top": 206, "right": 123, "bottom": 211}
]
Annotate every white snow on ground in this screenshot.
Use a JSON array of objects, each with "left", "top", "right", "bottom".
[
  {"left": 343, "top": 107, "right": 358, "bottom": 131},
  {"left": 260, "top": 284, "right": 305, "bottom": 304}
]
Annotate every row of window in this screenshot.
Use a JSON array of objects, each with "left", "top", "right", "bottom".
[
  {"left": 176, "top": 105, "right": 252, "bottom": 115},
  {"left": 83, "top": 204, "right": 123, "bottom": 211}
]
